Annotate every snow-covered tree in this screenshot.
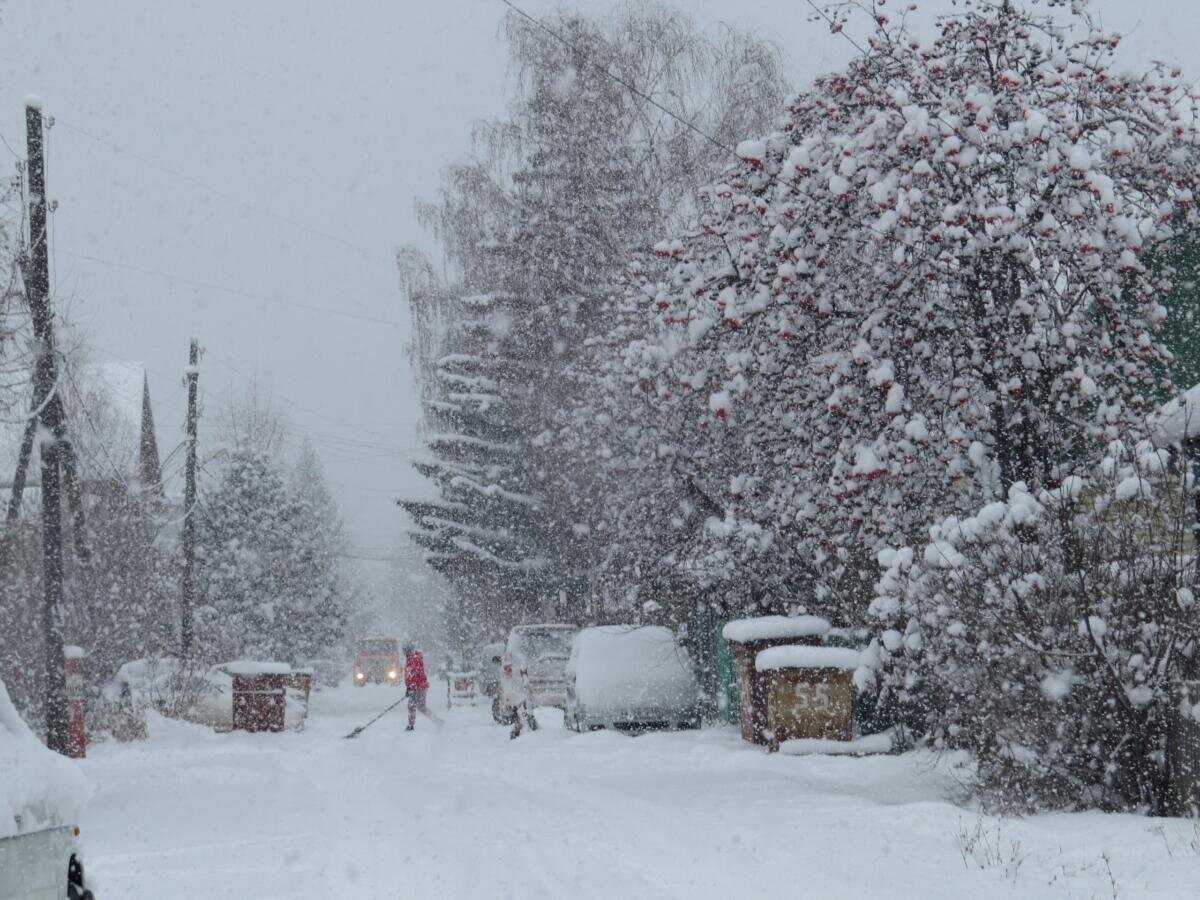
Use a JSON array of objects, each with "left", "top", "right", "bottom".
[
  {"left": 636, "top": 0, "right": 1200, "bottom": 622},
  {"left": 195, "top": 442, "right": 349, "bottom": 664},
  {"left": 404, "top": 5, "right": 786, "bottom": 636},
  {"left": 284, "top": 441, "right": 348, "bottom": 661}
]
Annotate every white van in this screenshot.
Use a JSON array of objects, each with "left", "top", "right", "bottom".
[
  {"left": 492, "top": 624, "right": 577, "bottom": 724},
  {"left": 0, "top": 679, "right": 95, "bottom": 899},
  {"left": 565, "top": 625, "right": 700, "bottom": 732}
]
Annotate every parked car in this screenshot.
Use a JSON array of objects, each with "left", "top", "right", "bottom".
[
  {"left": 478, "top": 641, "right": 506, "bottom": 699},
  {"left": 493, "top": 624, "right": 577, "bottom": 724},
  {"left": 564, "top": 625, "right": 701, "bottom": 732},
  {"left": 353, "top": 637, "right": 402, "bottom": 686},
  {"left": 0, "top": 678, "right": 95, "bottom": 899}
]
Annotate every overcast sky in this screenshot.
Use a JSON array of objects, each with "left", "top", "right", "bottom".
[{"left": 0, "top": 0, "right": 1193, "bottom": 592}]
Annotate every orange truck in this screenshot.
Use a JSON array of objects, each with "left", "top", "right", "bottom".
[{"left": 353, "top": 637, "right": 402, "bottom": 686}]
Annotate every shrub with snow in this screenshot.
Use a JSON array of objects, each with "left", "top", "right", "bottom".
[{"left": 870, "top": 442, "right": 1200, "bottom": 813}]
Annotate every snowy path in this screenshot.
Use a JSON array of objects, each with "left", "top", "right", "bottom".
[{"left": 78, "top": 682, "right": 1200, "bottom": 898}]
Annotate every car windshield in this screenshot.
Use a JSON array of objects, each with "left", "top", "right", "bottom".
[
  {"left": 356, "top": 639, "right": 397, "bottom": 655},
  {"left": 517, "top": 630, "right": 574, "bottom": 660}
]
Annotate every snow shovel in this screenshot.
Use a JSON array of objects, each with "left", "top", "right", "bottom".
[{"left": 343, "top": 690, "right": 408, "bottom": 740}]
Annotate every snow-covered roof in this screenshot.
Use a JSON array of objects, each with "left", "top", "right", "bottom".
[
  {"left": 1149, "top": 383, "right": 1200, "bottom": 447},
  {"left": 755, "top": 646, "right": 863, "bottom": 672},
  {"left": 219, "top": 660, "right": 293, "bottom": 677},
  {"left": 0, "top": 678, "right": 86, "bottom": 838},
  {"left": 722, "top": 615, "right": 830, "bottom": 644}
]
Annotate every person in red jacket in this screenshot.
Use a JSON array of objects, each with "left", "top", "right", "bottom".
[{"left": 403, "top": 643, "right": 441, "bottom": 731}]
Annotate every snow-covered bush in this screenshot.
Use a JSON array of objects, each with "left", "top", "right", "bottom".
[{"left": 871, "top": 440, "right": 1200, "bottom": 813}]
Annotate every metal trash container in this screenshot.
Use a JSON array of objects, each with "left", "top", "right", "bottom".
[
  {"left": 285, "top": 670, "right": 313, "bottom": 701},
  {"left": 722, "top": 616, "right": 830, "bottom": 745},
  {"left": 231, "top": 671, "right": 287, "bottom": 733},
  {"left": 447, "top": 670, "right": 478, "bottom": 708},
  {"left": 755, "top": 646, "right": 860, "bottom": 752}
]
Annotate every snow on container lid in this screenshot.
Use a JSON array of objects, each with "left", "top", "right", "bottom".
[
  {"left": 722, "top": 615, "right": 830, "bottom": 643},
  {"left": 755, "top": 645, "right": 862, "bottom": 672},
  {"left": 63, "top": 645, "right": 86, "bottom": 659},
  {"left": 221, "top": 660, "right": 292, "bottom": 676}
]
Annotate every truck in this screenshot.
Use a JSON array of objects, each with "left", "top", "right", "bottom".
[{"left": 352, "top": 637, "right": 402, "bottom": 686}]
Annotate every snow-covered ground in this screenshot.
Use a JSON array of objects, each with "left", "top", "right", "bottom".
[{"left": 76, "top": 681, "right": 1200, "bottom": 899}]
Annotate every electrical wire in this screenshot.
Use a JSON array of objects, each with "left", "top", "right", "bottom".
[
  {"left": 498, "top": 0, "right": 736, "bottom": 157},
  {"left": 53, "top": 118, "right": 389, "bottom": 264},
  {"left": 57, "top": 248, "right": 407, "bottom": 328}
]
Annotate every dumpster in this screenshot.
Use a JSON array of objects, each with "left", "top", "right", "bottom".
[
  {"left": 755, "top": 645, "right": 860, "bottom": 751},
  {"left": 227, "top": 662, "right": 290, "bottom": 733},
  {"left": 722, "top": 616, "right": 830, "bottom": 745}
]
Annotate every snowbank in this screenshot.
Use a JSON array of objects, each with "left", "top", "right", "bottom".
[
  {"left": 722, "top": 615, "right": 830, "bottom": 643},
  {"left": 0, "top": 679, "right": 86, "bottom": 838},
  {"left": 567, "top": 626, "right": 697, "bottom": 713},
  {"left": 755, "top": 646, "right": 862, "bottom": 671}
]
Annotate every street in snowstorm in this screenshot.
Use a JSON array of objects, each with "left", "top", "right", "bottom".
[
  {"left": 6, "top": 2, "right": 1200, "bottom": 899},
  {"left": 74, "top": 681, "right": 1200, "bottom": 899}
]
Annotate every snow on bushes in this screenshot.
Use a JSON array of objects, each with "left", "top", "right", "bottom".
[{"left": 870, "top": 442, "right": 1200, "bottom": 813}]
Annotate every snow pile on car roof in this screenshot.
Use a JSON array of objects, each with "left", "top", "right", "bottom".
[
  {"left": 722, "top": 615, "right": 830, "bottom": 643},
  {"left": 567, "top": 625, "right": 696, "bottom": 712},
  {"left": 0, "top": 679, "right": 86, "bottom": 838}
]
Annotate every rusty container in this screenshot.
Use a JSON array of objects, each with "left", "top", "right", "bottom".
[
  {"left": 63, "top": 646, "right": 87, "bottom": 758},
  {"left": 232, "top": 673, "right": 287, "bottom": 733},
  {"left": 723, "top": 616, "right": 830, "bottom": 746},
  {"left": 758, "top": 652, "right": 854, "bottom": 748}
]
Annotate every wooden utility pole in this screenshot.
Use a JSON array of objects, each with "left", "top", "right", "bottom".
[
  {"left": 180, "top": 338, "right": 199, "bottom": 658},
  {"left": 25, "top": 100, "right": 69, "bottom": 753}
]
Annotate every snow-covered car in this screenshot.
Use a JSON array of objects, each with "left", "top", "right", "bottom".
[
  {"left": 477, "top": 641, "right": 506, "bottom": 698},
  {"left": 564, "top": 625, "right": 701, "bottom": 732},
  {"left": 0, "top": 679, "right": 95, "bottom": 899},
  {"left": 493, "top": 624, "right": 577, "bottom": 724}
]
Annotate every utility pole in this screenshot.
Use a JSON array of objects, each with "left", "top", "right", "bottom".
[
  {"left": 180, "top": 338, "right": 199, "bottom": 658},
  {"left": 25, "top": 100, "right": 69, "bottom": 754}
]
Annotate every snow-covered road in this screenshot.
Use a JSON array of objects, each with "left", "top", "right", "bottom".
[{"left": 77, "top": 682, "right": 1200, "bottom": 898}]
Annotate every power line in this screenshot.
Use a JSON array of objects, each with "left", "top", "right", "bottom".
[
  {"left": 57, "top": 247, "right": 407, "bottom": 328},
  {"left": 803, "top": 0, "right": 871, "bottom": 57},
  {"left": 0, "top": 130, "right": 19, "bottom": 160},
  {"left": 54, "top": 118, "right": 389, "bottom": 264},
  {"left": 498, "top": 0, "right": 736, "bottom": 157}
]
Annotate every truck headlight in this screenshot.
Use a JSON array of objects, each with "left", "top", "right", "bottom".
[
  {"left": 355, "top": 672, "right": 365, "bottom": 681},
  {"left": 387, "top": 670, "right": 398, "bottom": 680}
]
